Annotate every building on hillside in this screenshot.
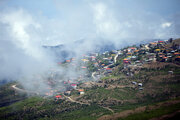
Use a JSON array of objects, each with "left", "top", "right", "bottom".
[
  {"left": 158, "top": 41, "right": 164, "bottom": 44},
  {"left": 138, "top": 83, "right": 143, "bottom": 87},
  {"left": 64, "top": 91, "right": 71, "bottom": 95},
  {"left": 71, "top": 84, "right": 77, "bottom": 89},
  {"left": 139, "top": 87, "right": 143, "bottom": 90},
  {"left": 132, "top": 81, "right": 137, "bottom": 85},
  {"left": 149, "top": 42, "right": 157, "bottom": 48},
  {"left": 105, "top": 68, "right": 112, "bottom": 73},
  {"left": 66, "top": 60, "right": 71, "bottom": 63},
  {"left": 78, "top": 89, "right": 85, "bottom": 95},
  {"left": 91, "top": 56, "right": 96, "bottom": 61},
  {"left": 55, "top": 95, "right": 62, "bottom": 100},
  {"left": 128, "top": 47, "right": 137, "bottom": 53},
  {"left": 144, "top": 44, "right": 150, "bottom": 50},
  {"left": 81, "top": 59, "right": 89, "bottom": 62},
  {"left": 123, "top": 59, "right": 130, "bottom": 64}
]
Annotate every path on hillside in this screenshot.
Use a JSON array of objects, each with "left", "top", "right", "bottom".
[
  {"left": 63, "top": 94, "right": 114, "bottom": 113},
  {"left": 92, "top": 72, "right": 96, "bottom": 80},
  {"left": 63, "top": 95, "right": 90, "bottom": 105},
  {"left": 100, "top": 106, "right": 114, "bottom": 113},
  {"left": 114, "top": 51, "right": 121, "bottom": 63},
  {"left": 12, "top": 84, "right": 39, "bottom": 95}
]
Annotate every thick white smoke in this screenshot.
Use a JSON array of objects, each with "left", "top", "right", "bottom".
[{"left": 0, "top": 9, "right": 56, "bottom": 93}]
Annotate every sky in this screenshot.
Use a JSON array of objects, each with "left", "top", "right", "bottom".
[
  {"left": 1, "top": 0, "right": 180, "bottom": 46},
  {"left": 0, "top": 0, "right": 180, "bottom": 93}
]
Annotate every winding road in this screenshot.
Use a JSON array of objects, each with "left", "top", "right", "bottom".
[
  {"left": 92, "top": 72, "right": 97, "bottom": 80},
  {"left": 11, "top": 84, "right": 39, "bottom": 95},
  {"left": 114, "top": 51, "right": 121, "bottom": 63}
]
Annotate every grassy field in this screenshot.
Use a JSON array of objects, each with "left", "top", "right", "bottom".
[
  {"left": 0, "top": 95, "right": 111, "bottom": 120},
  {"left": 120, "top": 101, "right": 180, "bottom": 120}
]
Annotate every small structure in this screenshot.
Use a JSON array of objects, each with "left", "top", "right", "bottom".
[
  {"left": 138, "top": 83, "right": 143, "bottom": 87},
  {"left": 78, "top": 89, "right": 85, "bottom": 95},
  {"left": 55, "top": 95, "right": 62, "bottom": 100},
  {"left": 81, "top": 59, "right": 89, "bottom": 62},
  {"left": 71, "top": 84, "right": 77, "bottom": 89},
  {"left": 168, "top": 71, "right": 173, "bottom": 74},
  {"left": 66, "top": 60, "right": 71, "bottom": 63},
  {"left": 105, "top": 68, "right": 112, "bottom": 73},
  {"left": 139, "top": 87, "right": 143, "bottom": 90},
  {"left": 175, "top": 56, "right": 180, "bottom": 61},
  {"left": 155, "top": 49, "right": 161, "bottom": 52},
  {"left": 174, "top": 52, "right": 180, "bottom": 55},
  {"left": 91, "top": 56, "right": 96, "bottom": 61},
  {"left": 123, "top": 59, "right": 130, "bottom": 64},
  {"left": 158, "top": 41, "right": 164, "bottom": 43},
  {"left": 81, "top": 66, "right": 87, "bottom": 69},
  {"left": 64, "top": 91, "right": 71, "bottom": 95},
  {"left": 132, "top": 81, "right": 137, "bottom": 85}
]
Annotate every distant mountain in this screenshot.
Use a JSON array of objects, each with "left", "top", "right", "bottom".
[
  {"left": 42, "top": 38, "right": 166, "bottom": 61},
  {"left": 43, "top": 41, "right": 116, "bottom": 60}
]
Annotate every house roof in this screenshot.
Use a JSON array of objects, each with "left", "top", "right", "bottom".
[
  {"left": 106, "top": 68, "right": 112, "bottom": 70},
  {"left": 78, "top": 89, "right": 84, "bottom": 92},
  {"left": 55, "top": 95, "right": 62, "bottom": 98},
  {"left": 124, "top": 61, "right": 129, "bottom": 63},
  {"left": 155, "top": 49, "right": 161, "bottom": 51},
  {"left": 66, "top": 60, "right": 71, "bottom": 62},
  {"left": 134, "top": 50, "right": 139, "bottom": 52},
  {"left": 129, "top": 47, "right": 136, "bottom": 49},
  {"left": 174, "top": 52, "right": 180, "bottom": 55},
  {"left": 123, "top": 58, "right": 128, "bottom": 61},
  {"left": 150, "top": 42, "right": 157, "bottom": 45},
  {"left": 71, "top": 84, "right": 77, "bottom": 86},
  {"left": 158, "top": 41, "right": 164, "bottom": 43}
]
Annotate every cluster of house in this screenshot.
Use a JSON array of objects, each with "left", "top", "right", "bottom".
[
  {"left": 50, "top": 38, "right": 179, "bottom": 99},
  {"left": 45, "top": 79, "right": 85, "bottom": 100},
  {"left": 118, "top": 39, "right": 179, "bottom": 76}
]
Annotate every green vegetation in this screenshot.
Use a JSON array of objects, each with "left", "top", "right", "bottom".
[
  {"left": 0, "top": 95, "right": 111, "bottom": 120},
  {"left": 81, "top": 87, "right": 136, "bottom": 102},
  {"left": 120, "top": 102, "right": 180, "bottom": 120},
  {"left": 0, "top": 82, "right": 27, "bottom": 107}
]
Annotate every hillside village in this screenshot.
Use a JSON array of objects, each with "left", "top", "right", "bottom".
[
  {"left": 0, "top": 38, "right": 180, "bottom": 120},
  {"left": 45, "top": 38, "right": 180, "bottom": 99}
]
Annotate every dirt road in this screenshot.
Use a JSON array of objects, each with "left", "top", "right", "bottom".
[
  {"left": 63, "top": 95, "right": 90, "bottom": 105},
  {"left": 12, "top": 84, "right": 39, "bottom": 95},
  {"left": 63, "top": 94, "right": 114, "bottom": 113}
]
